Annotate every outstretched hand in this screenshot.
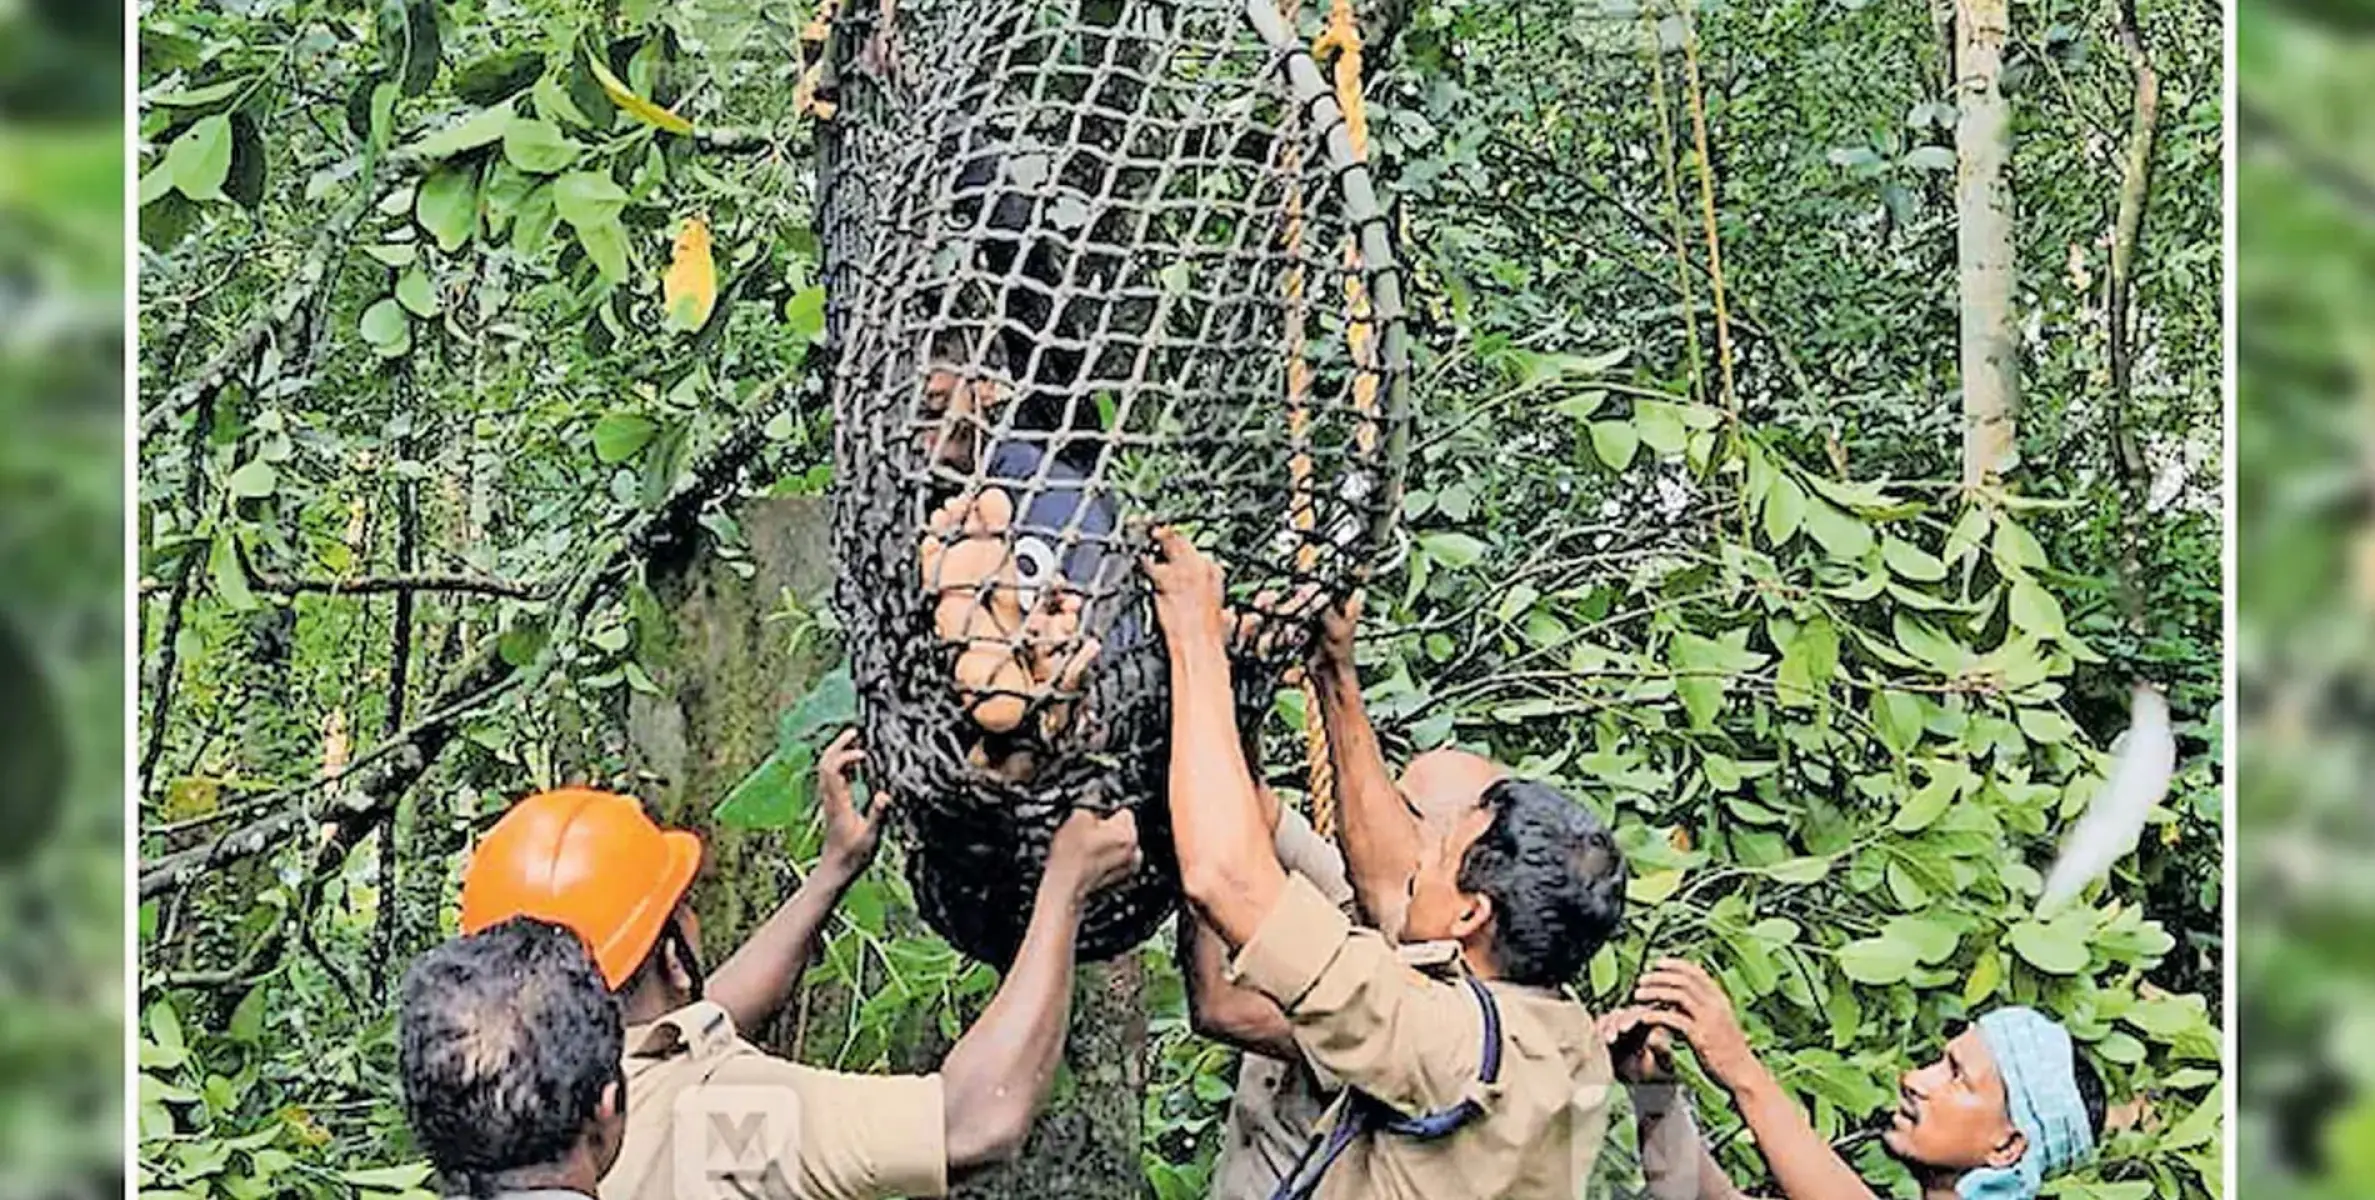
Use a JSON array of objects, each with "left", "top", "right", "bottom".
[
  {"left": 819, "top": 728, "right": 889, "bottom": 875},
  {"left": 1143, "top": 527, "right": 1231, "bottom": 654},
  {"left": 1628, "top": 958, "right": 1761, "bottom": 1094},
  {"left": 1598, "top": 1005, "right": 1678, "bottom": 1086},
  {"left": 1047, "top": 807, "right": 1143, "bottom": 899}
]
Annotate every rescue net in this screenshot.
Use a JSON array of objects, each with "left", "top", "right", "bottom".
[{"left": 814, "top": 0, "right": 1409, "bottom": 964}]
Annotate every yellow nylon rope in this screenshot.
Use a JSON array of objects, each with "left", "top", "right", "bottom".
[{"left": 1296, "top": 0, "right": 1375, "bottom": 841}]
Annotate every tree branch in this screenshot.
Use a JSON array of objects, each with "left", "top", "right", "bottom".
[
  {"left": 252, "top": 573, "right": 539, "bottom": 599},
  {"left": 138, "top": 374, "right": 810, "bottom": 899}
]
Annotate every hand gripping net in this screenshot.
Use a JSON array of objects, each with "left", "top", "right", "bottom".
[{"left": 816, "top": 0, "right": 1410, "bottom": 964}]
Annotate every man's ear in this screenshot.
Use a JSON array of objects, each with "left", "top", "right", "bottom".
[
  {"left": 1986, "top": 1124, "right": 2028, "bottom": 1170},
  {"left": 1452, "top": 890, "right": 1494, "bottom": 943}
]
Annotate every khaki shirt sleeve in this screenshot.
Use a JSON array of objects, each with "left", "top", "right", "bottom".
[
  {"left": 1271, "top": 805, "right": 1356, "bottom": 913},
  {"left": 710, "top": 1056, "right": 950, "bottom": 1200},
  {"left": 1225, "top": 873, "right": 1485, "bottom": 1118}
]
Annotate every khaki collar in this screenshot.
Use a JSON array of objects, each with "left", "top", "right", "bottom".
[
  {"left": 625, "top": 999, "right": 739, "bottom": 1061},
  {"left": 1395, "top": 939, "right": 1464, "bottom": 976}
]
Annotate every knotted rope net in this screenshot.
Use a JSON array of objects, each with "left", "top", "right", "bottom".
[{"left": 815, "top": 0, "right": 1409, "bottom": 964}]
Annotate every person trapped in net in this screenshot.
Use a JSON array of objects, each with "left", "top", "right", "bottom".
[
  {"left": 1143, "top": 526, "right": 1631, "bottom": 1199},
  {"left": 913, "top": 321, "right": 1130, "bottom": 777},
  {"left": 446, "top": 729, "right": 1142, "bottom": 1199}
]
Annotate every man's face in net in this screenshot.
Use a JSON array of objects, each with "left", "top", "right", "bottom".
[{"left": 918, "top": 361, "right": 1008, "bottom": 474}]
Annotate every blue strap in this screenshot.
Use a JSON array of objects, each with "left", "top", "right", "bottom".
[{"left": 1266, "top": 976, "right": 1503, "bottom": 1200}]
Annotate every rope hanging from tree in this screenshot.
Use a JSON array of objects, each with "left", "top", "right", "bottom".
[{"left": 813, "top": 0, "right": 1409, "bottom": 964}]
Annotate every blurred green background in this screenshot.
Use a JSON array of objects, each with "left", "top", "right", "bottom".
[
  {"left": 2239, "top": 0, "right": 2375, "bottom": 1196},
  {"left": 0, "top": 0, "right": 126, "bottom": 1197}
]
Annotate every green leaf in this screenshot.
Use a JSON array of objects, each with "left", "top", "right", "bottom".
[
  {"left": 396, "top": 269, "right": 439, "bottom": 318},
  {"left": 1419, "top": 531, "right": 1489, "bottom": 570},
  {"left": 226, "top": 460, "right": 277, "bottom": 499},
  {"left": 575, "top": 216, "right": 630, "bottom": 282},
  {"left": 554, "top": 170, "right": 628, "bottom": 226},
  {"left": 786, "top": 284, "right": 827, "bottom": 343},
  {"left": 2016, "top": 707, "right": 2076, "bottom": 743},
  {"left": 1991, "top": 516, "right": 2046, "bottom": 577},
  {"left": 502, "top": 117, "right": 583, "bottom": 174},
  {"left": 1763, "top": 474, "right": 1807, "bottom": 546},
  {"left": 405, "top": 104, "right": 516, "bottom": 161},
  {"left": 208, "top": 532, "right": 257, "bottom": 611},
  {"left": 778, "top": 668, "right": 860, "bottom": 750},
  {"left": 592, "top": 413, "right": 658, "bottom": 463},
  {"left": 1872, "top": 690, "right": 1923, "bottom": 755},
  {"left": 512, "top": 183, "right": 560, "bottom": 257},
  {"left": 1881, "top": 537, "right": 1946, "bottom": 581},
  {"left": 2008, "top": 579, "right": 2067, "bottom": 639},
  {"left": 1943, "top": 504, "right": 1989, "bottom": 562},
  {"left": 1590, "top": 421, "right": 1640, "bottom": 471},
  {"left": 1891, "top": 766, "right": 1961, "bottom": 834},
  {"left": 364, "top": 243, "right": 418, "bottom": 267},
  {"left": 1902, "top": 144, "right": 1956, "bottom": 171},
  {"left": 1774, "top": 617, "right": 1838, "bottom": 707},
  {"left": 167, "top": 116, "right": 234, "bottom": 201},
  {"left": 1634, "top": 402, "right": 1687, "bottom": 456},
  {"left": 1836, "top": 937, "right": 1916, "bottom": 985},
  {"left": 1880, "top": 914, "right": 1960, "bottom": 964},
  {"left": 223, "top": 987, "right": 269, "bottom": 1045},
  {"left": 2007, "top": 917, "right": 2092, "bottom": 975},
  {"left": 713, "top": 746, "right": 814, "bottom": 830},
  {"left": 360, "top": 298, "right": 412, "bottom": 357},
  {"left": 415, "top": 163, "right": 479, "bottom": 252},
  {"left": 148, "top": 999, "right": 186, "bottom": 1056},
  {"left": 1762, "top": 856, "right": 1833, "bottom": 884},
  {"left": 1803, "top": 498, "right": 1873, "bottom": 561},
  {"left": 1962, "top": 949, "right": 2003, "bottom": 1006}
]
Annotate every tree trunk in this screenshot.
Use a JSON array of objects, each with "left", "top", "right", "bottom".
[
  {"left": 623, "top": 495, "right": 1148, "bottom": 1200},
  {"left": 1955, "top": 0, "right": 2017, "bottom": 490}
]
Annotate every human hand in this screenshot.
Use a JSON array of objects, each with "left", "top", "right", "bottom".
[
  {"left": 1142, "top": 527, "right": 1230, "bottom": 655},
  {"left": 1598, "top": 1005, "right": 1677, "bottom": 1086},
  {"left": 1630, "top": 959, "right": 1761, "bottom": 1094},
  {"left": 1046, "top": 807, "right": 1143, "bottom": 899},
  {"left": 1309, "top": 592, "right": 1361, "bottom": 677},
  {"left": 817, "top": 728, "right": 887, "bottom": 876}
]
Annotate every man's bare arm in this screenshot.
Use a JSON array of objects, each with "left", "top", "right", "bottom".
[
  {"left": 708, "top": 730, "right": 878, "bottom": 1035},
  {"left": 1146, "top": 529, "right": 1286, "bottom": 947},
  {"left": 1307, "top": 597, "right": 1422, "bottom": 931},
  {"left": 1178, "top": 910, "right": 1298, "bottom": 1062}
]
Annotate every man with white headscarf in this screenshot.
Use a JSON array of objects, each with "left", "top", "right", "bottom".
[{"left": 1600, "top": 959, "right": 2106, "bottom": 1200}]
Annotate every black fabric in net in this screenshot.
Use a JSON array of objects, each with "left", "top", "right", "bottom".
[{"left": 815, "top": 0, "right": 1410, "bottom": 965}]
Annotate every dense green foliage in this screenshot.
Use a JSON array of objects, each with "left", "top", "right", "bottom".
[
  {"left": 2237, "top": 2, "right": 2375, "bottom": 1196},
  {"left": 1, "top": 0, "right": 127, "bottom": 1195},
  {"left": 136, "top": 1, "right": 2222, "bottom": 1198}
]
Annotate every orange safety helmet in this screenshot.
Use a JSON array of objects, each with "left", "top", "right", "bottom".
[{"left": 459, "top": 788, "right": 703, "bottom": 989}]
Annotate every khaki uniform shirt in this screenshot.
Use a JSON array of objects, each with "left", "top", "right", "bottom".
[
  {"left": 604, "top": 1001, "right": 948, "bottom": 1200},
  {"left": 1226, "top": 874, "right": 1615, "bottom": 1200},
  {"left": 1211, "top": 808, "right": 1360, "bottom": 1200}
]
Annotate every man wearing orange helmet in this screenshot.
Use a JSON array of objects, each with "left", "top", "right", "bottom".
[{"left": 458, "top": 729, "right": 1143, "bottom": 1200}]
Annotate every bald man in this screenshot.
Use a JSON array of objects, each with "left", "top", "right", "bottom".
[{"left": 1181, "top": 601, "right": 1526, "bottom": 1200}]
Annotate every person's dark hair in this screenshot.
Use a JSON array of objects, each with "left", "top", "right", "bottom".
[
  {"left": 2071, "top": 1050, "right": 2107, "bottom": 1143},
  {"left": 1455, "top": 778, "right": 1627, "bottom": 987},
  {"left": 398, "top": 917, "right": 624, "bottom": 1199}
]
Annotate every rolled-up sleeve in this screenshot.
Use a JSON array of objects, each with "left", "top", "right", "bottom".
[
  {"left": 1271, "top": 806, "right": 1357, "bottom": 913},
  {"left": 1226, "top": 874, "right": 1484, "bottom": 1118}
]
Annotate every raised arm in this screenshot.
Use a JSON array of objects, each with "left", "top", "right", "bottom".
[
  {"left": 939, "top": 807, "right": 1142, "bottom": 1173},
  {"left": 1603, "top": 1007, "right": 1754, "bottom": 1200},
  {"left": 707, "top": 729, "right": 880, "bottom": 1035},
  {"left": 1634, "top": 961, "right": 1876, "bottom": 1200},
  {"left": 1178, "top": 909, "right": 1299, "bottom": 1062},
  {"left": 1145, "top": 528, "right": 1286, "bottom": 946},
  {"left": 1306, "top": 596, "right": 1424, "bottom": 932}
]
